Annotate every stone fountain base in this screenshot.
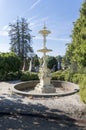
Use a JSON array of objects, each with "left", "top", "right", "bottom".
[
  {"left": 35, "top": 74, "right": 56, "bottom": 93},
  {"left": 12, "top": 80, "right": 79, "bottom": 97},
  {"left": 35, "top": 83, "right": 56, "bottom": 93}
]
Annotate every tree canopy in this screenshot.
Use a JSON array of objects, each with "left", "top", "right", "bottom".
[
  {"left": 9, "top": 18, "right": 33, "bottom": 60},
  {"left": 46, "top": 56, "right": 57, "bottom": 71},
  {"left": 65, "top": 1, "right": 86, "bottom": 68},
  {"left": 0, "top": 52, "right": 21, "bottom": 80}
]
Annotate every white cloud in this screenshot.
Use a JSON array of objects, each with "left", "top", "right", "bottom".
[
  {"left": 0, "top": 25, "right": 10, "bottom": 36},
  {"left": 34, "top": 36, "right": 42, "bottom": 40},
  {"left": 29, "top": 22, "right": 42, "bottom": 29},
  {"left": 29, "top": 16, "right": 49, "bottom": 29},
  {"left": 0, "top": 31, "right": 8, "bottom": 36},
  {"left": 34, "top": 36, "right": 70, "bottom": 42},
  {"left": 28, "top": 16, "right": 37, "bottom": 22},
  {"left": 2, "top": 25, "right": 8, "bottom": 31},
  {"left": 0, "top": 43, "right": 10, "bottom": 52},
  {"left": 30, "top": 0, "right": 41, "bottom": 10},
  {"left": 30, "top": 22, "right": 36, "bottom": 27},
  {"left": 21, "top": 0, "right": 41, "bottom": 16},
  {"left": 48, "top": 37, "right": 70, "bottom": 42}
]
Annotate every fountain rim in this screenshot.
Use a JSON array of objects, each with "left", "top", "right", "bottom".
[{"left": 12, "top": 80, "right": 80, "bottom": 97}]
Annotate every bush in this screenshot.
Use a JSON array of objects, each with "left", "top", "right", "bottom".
[
  {"left": 52, "top": 71, "right": 65, "bottom": 80},
  {"left": 62, "top": 70, "right": 74, "bottom": 82},
  {"left": 0, "top": 52, "right": 22, "bottom": 81},
  {"left": 6, "top": 71, "right": 22, "bottom": 81},
  {"left": 72, "top": 73, "right": 85, "bottom": 84},
  {"left": 21, "top": 71, "right": 39, "bottom": 81},
  {"left": 78, "top": 67, "right": 86, "bottom": 74},
  {"left": 52, "top": 70, "right": 74, "bottom": 81},
  {"left": 46, "top": 56, "right": 57, "bottom": 71},
  {"left": 0, "top": 71, "right": 22, "bottom": 81},
  {"left": 79, "top": 77, "right": 86, "bottom": 103},
  {"left": 52, "top": 69, "right": 86, "bottom": 104}
]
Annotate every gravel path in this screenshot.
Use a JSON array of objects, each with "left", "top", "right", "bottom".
[{"left": 0, "top": 81, "right": 86, "bottom": 130}]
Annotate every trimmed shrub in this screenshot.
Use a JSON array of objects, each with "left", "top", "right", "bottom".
[
  {"left": 6, "top": 71, "right": 22, "bottom": 81},
  {"left": 52, "top": 70, "right": 74, "bottom": 81},
  {"left": 72, "top": 73, "right": 85, "bottom": 84},
  {"left": 79, "top": 77, "right": 86, "bottom": 103},
  {"left": 0, "top": 71, "right": 22, "bottom": 81},
  {"left": 52, "top": 69, "right": 86, "bottom": 104},
  {"left": 46, "top": 56, "right": 57, "bottom": 71},
  {"left": 0, "top": 52, "right": 22, "bottom": 81},
  {"left": 21, "top": 71, "right": 39, "bottom": 81},
  {"left": 62, "top": 70, "right": 73, "bottom": 82},
  {"left": 52, "top": 71, "right": 65, "bottom": 80}
]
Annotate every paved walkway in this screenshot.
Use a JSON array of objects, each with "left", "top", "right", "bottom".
[{"left": 0, "top": 81, "right": 86, "bottom": 130}]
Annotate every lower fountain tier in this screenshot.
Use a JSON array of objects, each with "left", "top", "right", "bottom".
[
  {"left": 35, "top": 72, "right": 56, "bottom": 93},
  {"left": 35, "top": 83, "right": 56, "bottom": 93}
]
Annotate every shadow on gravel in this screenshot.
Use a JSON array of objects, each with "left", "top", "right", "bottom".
[{"left": 0, "top": 95, "right": 85, "bottom": 130}]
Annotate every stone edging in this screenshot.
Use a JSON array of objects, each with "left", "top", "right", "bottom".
[{"left": 12, "top": 80, "right": 80, "bottom": 97}]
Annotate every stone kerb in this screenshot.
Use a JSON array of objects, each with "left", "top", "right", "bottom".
[
  {"left": 51, "top": 80, "right": 79, "bottom": 90},
  {"left": 14, "top": 81, "right": 39, "bottom": 90},
  {"left": 12, "top": 80, "right": 79, "bottom": 97}
]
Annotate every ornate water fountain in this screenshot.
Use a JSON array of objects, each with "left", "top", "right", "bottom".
[
  {"left": 12, "top": 25, "right": 79, "bottom": 97},
  {"left": 35, "top": 25, "right": 56, "bottom": 93}
]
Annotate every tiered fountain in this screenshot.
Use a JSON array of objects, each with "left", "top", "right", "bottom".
[
  {"left": 35, "top": 25, "right": 56, "bottom": 93},
  {"left": 12, "top": 25, "right": 79, "bottom": 97}
]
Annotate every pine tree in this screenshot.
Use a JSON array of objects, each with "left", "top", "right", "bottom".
[
  {"left": 66, "top": 1, "right": 86, "bottom": 68},
  {"left": 9, "top": 18, "right": 33, "bottom": 60},
  {"left": 9, "top": 18, "right": 21, "bottom": 56}
]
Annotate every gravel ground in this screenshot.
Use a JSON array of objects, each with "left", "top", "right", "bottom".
[{"left": 0, "top": 81, "right": 86, "bottom": 130}]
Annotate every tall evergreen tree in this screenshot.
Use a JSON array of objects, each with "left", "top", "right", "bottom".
[
  {"left": 9, "top": 18, "right": 33, "bottom": 60},
  {"left": 65, "top": 1, "right": 86, "bottom": 68}
]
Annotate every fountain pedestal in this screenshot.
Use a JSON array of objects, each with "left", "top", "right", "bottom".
[
  {"left": 35, "top": 25, "right": 56, "bottom": 93},
  {"left": 35, "top": 65, "right": 56, "bottom": 93}
]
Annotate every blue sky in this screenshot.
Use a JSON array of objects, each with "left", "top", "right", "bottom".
[{"left": 0, "top": 0, "right": 84, "bottom": 57}]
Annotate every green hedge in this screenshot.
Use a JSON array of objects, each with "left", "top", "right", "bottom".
[
  {"left": 52, "top": 70, "right": 86, "bottom": 104},
  {"left": 79, "top": 77, "right": 86, "bottom": 103},
  {"left": 0, "top": 71, "right": 22, "bottom": 81},
  {"left": 21, "top": 71, "right": 39, "bottom": 81},
  {"left": 0, "top": 52, "right": 21, "bottom": 81},
  {"left": 51, "top": 70, "right": 74, "bottom": 81},
  {"left": 72, "top": 73, "right": 86, "bottom": 84}
]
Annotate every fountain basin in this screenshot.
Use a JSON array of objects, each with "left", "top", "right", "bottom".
[{"left": 12, "top": 80, "right": 79, "bottom": 97}]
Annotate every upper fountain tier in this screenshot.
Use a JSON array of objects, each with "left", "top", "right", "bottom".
[
  {"left": 37, "top": 47, "right": 52, "bottom": 53},
  {"left": 39, "top": 25, "right": 51, "bottom": 36},
  {"left": 38, "top": 25, "right": 52, "bottom": 52}
]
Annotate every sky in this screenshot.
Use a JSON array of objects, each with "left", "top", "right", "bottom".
[{"left": 0, "top": 0, "right": 84, "bottom": 57}]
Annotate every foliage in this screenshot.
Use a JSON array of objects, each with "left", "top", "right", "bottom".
[
  {"left": 72, "top": 73, "right": 85, "bottom": 84},
  {"left": 65, "top": 1, "right": 86, "bottom": 68},
  {"left": 9, "top": 17, "right": 33, "bottom": 60},
  {"left": 52, "top": 68, "right": 86, "bottom": 104},
  {"left": 21, "top": 71, "right": 39, "bottom": 81},
  {"left": 62, "top": 70, "right": 74, "bottom": 82},
  {"left": 46, "top": 56, "right": 57, "bottom": 71},
  {"left": 32, "top": 55, "right": 40, "bottom": 67},
  {"left": 52, "top": 71, "right": 65, "bottom": 80},
  {"left": 0, "top": 52, "right": 21, "bottom": 81},
  {"left": 52, "top": 69, "right": 75, "bottom": 81},
  {"left": 3, "top": 71, "right": 22, "bottom": 81},
  {"left": 77, "top": 67, "right": 86, "bottom": 74},
  {"left": 79, "top": 77, "right": 86, "bottom": 103},
  {"left": 61, "top": 56, "right": 68, "bottom": 69},
  {"left": 56, "top": 55, "right": 62, "bottom": 69}
]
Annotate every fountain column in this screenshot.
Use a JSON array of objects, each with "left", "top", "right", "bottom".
[{"left": 35, "top": 25, "right": 56, "bottom": 93}]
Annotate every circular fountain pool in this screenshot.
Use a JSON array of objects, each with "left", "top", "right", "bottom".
[{"left": 12, "top": 80, "right": 79, "bottom": 97}]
